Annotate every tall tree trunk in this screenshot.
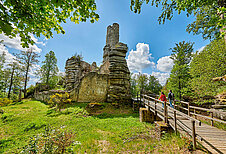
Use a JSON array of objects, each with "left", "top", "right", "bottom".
[
  {"left": 19, "top": 89, "right": 22, "bottom": 102},
  {"left": 24, "top": 65, "right": 29, "bottom": 98},
  {"left": 179, "top": 76, "right": 181, "bottom": 100},
  {"left": 8, "top": 68, "right": 15, "bottom": 98}
]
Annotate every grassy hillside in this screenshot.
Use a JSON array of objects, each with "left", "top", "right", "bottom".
[{"left": 0, "top": 100, "right": 194, "bottom": 153}]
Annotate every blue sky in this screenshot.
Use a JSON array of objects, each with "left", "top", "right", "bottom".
[{"left": 0, "top": 0, "right": 209, "bottom": 85}]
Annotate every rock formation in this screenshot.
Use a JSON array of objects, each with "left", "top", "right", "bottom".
[
  {"left": 65, "top": 56, "right": 98, "bottom": 91},
  {"left": 104, "top": 23, "right": 131, "bottom": 103},
  {"left": 35, "top": 23, "right": 131, "bottom": 104}
]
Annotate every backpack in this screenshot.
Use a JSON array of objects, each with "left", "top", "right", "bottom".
[{"left": 169, "top": 92, "right": 174, "bottom": 99}]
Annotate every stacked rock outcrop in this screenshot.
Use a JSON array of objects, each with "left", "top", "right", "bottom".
[
  {"left": 104, "top": 23, "right": 131, "bottom": 103},
  {"left": 63, "top": 23, "right": 131, "bottom": 103},
  {"left": 65, "top": 56, "right": 97, "bottom": 91}
]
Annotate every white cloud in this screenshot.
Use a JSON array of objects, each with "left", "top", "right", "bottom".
[
  {"left": 151, "top": 72, "right": 170, "bottom": 86},
  {"left": 0, "top": 33, "right": 45, "bottom": 53},
  {"left": 127, "top": 43, "right": 155, "bottom": 73},
  {"left": 0, "top": 43, "right": 41, "bottom": 86},
  {"left": 197, "top": 46, "right": 206, "bottom": 53},
  {"left": 156, "top": 56, "right": 174, "bottom": 73},
  {"left": 0, "top": 44, "right": 16, "bottom": 64}
]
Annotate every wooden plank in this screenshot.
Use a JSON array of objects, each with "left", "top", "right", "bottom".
[{"left": 141, "top": 94, "right": 226, "bottom": 154}]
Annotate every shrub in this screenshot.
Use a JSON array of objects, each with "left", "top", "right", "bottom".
[
  {"left": 1, "top": 113, "right": 13, "bottom": 122},
  {"left": 21, "top": 126, "right": 75, "bottom": 153},
  {"left": 48, "top": 93, "right": 71, "bottom": 112},
  {"left": 63, "top": 107, "right": 89, "bottom": 117},
  {"left": 23, "top": 121, "right": 47, "bottom": 131},
  {"left": 0, "top": 98, "right": 13, "bottom": 107}
]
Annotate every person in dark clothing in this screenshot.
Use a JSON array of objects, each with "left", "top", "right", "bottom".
[
  {"left": 159, "top": 92, "right": 167, "bottom": 109},
  {"left": 168, "top": 90, "right": 174, "bottom": 108}
]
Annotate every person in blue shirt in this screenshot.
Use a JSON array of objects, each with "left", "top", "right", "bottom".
[{"left": 168, "top": 90, "right": 174, "bottom": 108}]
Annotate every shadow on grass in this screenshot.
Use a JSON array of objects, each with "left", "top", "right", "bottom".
[
  {"left": 37, "top": 100, "right": 139, "bottom": 119},
  {"left": 92, "top": 112, "right": 139, "bottom": 119}
]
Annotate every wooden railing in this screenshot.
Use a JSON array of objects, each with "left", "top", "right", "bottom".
[
  {"left": 135, "top": 93, "right": 226, "bottom": 150},
  {"left": 173, "top": 99, "right": 226, "bottom": 125}
]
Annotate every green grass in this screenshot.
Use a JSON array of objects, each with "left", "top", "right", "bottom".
[{"left": 0, "top": 99, "right": 193, "bottom": 153}]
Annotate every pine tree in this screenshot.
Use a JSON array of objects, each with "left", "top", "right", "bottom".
[{"left": 167, "top": 41, "right": 193, "bottom": 100}]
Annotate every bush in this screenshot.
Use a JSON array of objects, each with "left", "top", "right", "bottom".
[
  {"left": 23, "top": 121, "right": 47, "bottom": 131},
  {"left": 63, "top": 107, "right": 89, "bottom": 117},
  {"left": 1, "top": 113, "right": 13, "bottom": 122},
  {"left": 48, "top": 93, "right": 71, "bottom": 112},
  {"left": 0, "top": 98, "right": 13, "bottom": 107},
  {"left": 21, "top": 126, "right": 75, "bottom": 153}
]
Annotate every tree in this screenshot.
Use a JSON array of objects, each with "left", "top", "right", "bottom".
[
  {"left": 15, "top": 49, "right": 40, "bottom": 98},
  {"left": 189, "top": 38, "right": 226, "bottom": 101},
  {"left": 40, "top": 51, "right": 59, "bottom": 87},
  {"left": 0, "top": 69, "right": 10, "bottom": 97},
  {"left": 131, "top": 73, "right": 162, "bottom": 95},
  {"left": 148, "top": 75, "right": 162, "bottom": 94},
  {"left": 167, "top": 41, "right": 193, "bottom": 100},
  {"left": 130, "top": 73, "right": 139, "bottom": 97},
  {"left": 130, "top": 0, "right": 226, "bottom": 41},
  {"left": 7, "top": 62, "right": 21, "bottom": 98},
  {"left": 0, "top": 0, "right": 99, "bottom": 47},
  {"left": 0, "top": 51, "right": 6, "bottom": 94},
  {"left": 137, "top": 73, "right": 149, "bottom": 93}
]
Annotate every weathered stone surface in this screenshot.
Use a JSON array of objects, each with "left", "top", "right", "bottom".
[
  {"left": 102, "top": 23, "right": 131, "bottom": 103},
  {"left": 99, "top": 61, "right": 110, "bottom": 74},
  {"left": 106, "top": 23, "right": 119, "bottom": 47},
  {"left": 65, "top": 56, "right": 97, "bottom": 91},
  {"left": 77, "top": 72, "right": 109, "bottom": 102},
  {"left": 109, "top": 50, "right": 126, "bottom": 57},
  {"left": 34, "top": 90, "right": 66, "bottom": 102}
]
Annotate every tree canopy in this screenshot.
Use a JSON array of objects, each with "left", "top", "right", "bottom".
[
  {"left": 130, "top": 73, "right": 162, "bottom": 96},
  {"left": 0, "top": 0, "right": 99, "bottom": 47},
  {"left": 15, "top": 49, "right": 40, "bottom": 97},
  {"left": 130, "top": 0, "right": 226, "bottom": 40},
  {"left": 189, "top": 38, "right": 226, "bottom": 99},
  {"left": 40, "top": 51, "right": 59, "bottom": 88},
  {"left": 167, "top": 41, "right": 193, "bottom": 100}
]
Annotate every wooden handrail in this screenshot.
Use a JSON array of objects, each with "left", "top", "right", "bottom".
[
  {"left": 140, "top": 93, "right": 226, "bottom": 123},
  {"left": 189, "top": 105, "right": 225, "bottom": 114},
  {"left": 142, "top": 95, "right": 201, "bottom": 125},
  {"left": 190, "top": 112, "right": 226, "bottom": 124}
]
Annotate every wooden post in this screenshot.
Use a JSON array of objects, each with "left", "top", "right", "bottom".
[
  {"left": 174, "top": 110, "right": 177, "bottom": 134},
  {"left": 194, "top": 109, "right": 196, "bottom": 119},
  {"left": 148, "top": 97, "right": 150, "bottom": 111},
  {"left": 191, "top": 120, "right": 196, "bottom": 150},
  {"left": 164, "top": 101, "right": 168, "bottom": 123},
  {"left": 188, "top": 102, "right": 190, "bottom": 116},
  {"left": 154, "top": 100, "right": 157, "bottom": 120},
  {"left": 211, "top": 112, "right": 214, "bottom": 126},
  {"left": 173, "top": 100, "right": 176, "bottom": 109}
]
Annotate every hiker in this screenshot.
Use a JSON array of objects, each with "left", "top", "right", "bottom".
[
  {"left": 168, "top": 90, "right": 174, "bottom": 108},
  {"left": 159, "top": 92, "right": 167, "bottom": 109}
]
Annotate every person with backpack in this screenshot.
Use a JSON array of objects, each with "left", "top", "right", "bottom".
[
  {"left": 168, "top": 90, "right": 174, "bottom": 108},
  {"left": 159, "top": 92, "right": 167, "bottom": 109}
]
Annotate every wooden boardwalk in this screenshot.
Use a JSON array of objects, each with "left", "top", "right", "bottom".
[{"left": 138, "top": 94, "right": 226, "bottom": 154}]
